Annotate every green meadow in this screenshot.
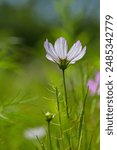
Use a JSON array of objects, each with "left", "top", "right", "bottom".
[{"left": 0, "top": 0, "right": 99, "bottom": 149}]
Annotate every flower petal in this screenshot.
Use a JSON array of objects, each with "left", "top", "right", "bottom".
[
  {"left": 97, "top": 87, "right": 100, "bottom": 95},
  {"left": 69, "top": 46, "right": 86, "bottom": 64},
  {"left": 87, "top": 80, "right": 97, "bottom": 95},
  {"left": 44, "top": 39, "right": 59, "bottom": 62},
  {"left": 46, "top": 54, "right": 55, "bottom": 62},
  {"left": 54, "top": 37, "right": 68, "bottom": 59},
  {"left": 67, "top": 40, "right": 82, "bottom": 61},
  {"left": 95, "top": 72, "right": 100, "bottom": 83},
  {"left": 24, "top": 127, "right": 46, "bottom": 139}
]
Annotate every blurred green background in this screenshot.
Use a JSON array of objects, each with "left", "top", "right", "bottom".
[{"left": 0, "top": 0, "right": 100, "bottom": 149}]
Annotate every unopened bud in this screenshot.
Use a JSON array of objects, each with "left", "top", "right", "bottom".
[{"left": 45, "top": 112, "right": 55, "bottom": 122}]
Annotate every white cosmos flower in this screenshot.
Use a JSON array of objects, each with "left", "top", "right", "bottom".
[
  {"left": 44, "top": 37, "right": 86, "bottom": 70},
  {"left": 24, "top": 127, "right": 46, "bottom": 140}
]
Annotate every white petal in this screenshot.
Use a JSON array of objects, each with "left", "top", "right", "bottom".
[
  {"left": 54, "top": 37, "right": 68, "bottom": 59},
  {"left": 69, "top": 46, "right": 86, "bottom": 64},
  {"left": 69, "top": 61, "right": 76, "bottom": 64},
  {"left": 44, "top": 39, "right": 59, "bottom": 62},
  {"left": 67, "top": 40, "right": 82, "bottom": 61},
  {"left": 46, "top": 54, "right": 55, "bottom": 62}
]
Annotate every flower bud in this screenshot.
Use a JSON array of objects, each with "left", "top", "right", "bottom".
[{"left": 45, "top": 112, "right": 55, "bottom": 122}]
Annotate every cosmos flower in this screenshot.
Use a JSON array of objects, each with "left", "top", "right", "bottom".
[
  {"left": 87, "top": 72, "right": 100, "bottom": 96},
  {"left": 24, "top": 127, "right": 46, "bottom": 139},
  {"left": 44, "top": 37, "right": 86, "bottom": 70}
]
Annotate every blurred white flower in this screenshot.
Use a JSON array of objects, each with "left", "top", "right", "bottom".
[
  {"left": 44, "top": 37, "right": 86, "bottom": 70},
  {"left": 24, "top": 127, "right": 46, "bottom": 139}
]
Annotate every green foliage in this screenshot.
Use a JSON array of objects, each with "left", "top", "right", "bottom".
[{"left": 0, "top": 0, "right": 99, "bottom": 149}]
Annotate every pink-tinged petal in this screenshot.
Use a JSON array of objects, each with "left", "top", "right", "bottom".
[
  {"left": 97, "top": 87, "right": 100, "bottom": 95},
  {"left": 69, "top": 46, "right": 86, "bottom": 64},
  {"left": 44, "top": 39, "right": 59, "bottom": 62},
  {"left": 67, "top": 40, "right": 82, "bottom": 61},
  {"left": 95, "top": 72, "right": 100, "bottom": 83},
  {"left": 54, "top": 37, "right": 68, "bottom": 59},
  {"left": 87, "top": 80, "right": 98, "bottom": 95}
]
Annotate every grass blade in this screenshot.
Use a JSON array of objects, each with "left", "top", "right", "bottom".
[{"left": 76, "top": 88, "right": 89, "bottom": 150}]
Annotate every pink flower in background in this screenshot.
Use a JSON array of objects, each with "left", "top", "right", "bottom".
[{"left": 87, "top": 72, "right": 100, "bottom": 96}]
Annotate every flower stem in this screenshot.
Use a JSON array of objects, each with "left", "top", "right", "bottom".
[
  {"left": 56, "top": 87, "right": 65, "bottom": 149},
  {"left": 62, "top": 69, "right": 69, "bottom": 118},
  {"left": 56, "top": 87, "right": 62, "bottom": 135},
  {"left": 47, "top": 121, "right": 52, "bottom": 150}
]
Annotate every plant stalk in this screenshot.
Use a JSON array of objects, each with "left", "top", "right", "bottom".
[
  {"left": 62, "top": 69, "right": 69, "bottom": 118},
  {"left": 56, "top": 87, "right": 65, "bottom": 149},
  {"left": 56, "top": 87, "right": 62, "bottom": 136},
  {"left": 48, "top": 121, "right": 52, "bottom": 150}
]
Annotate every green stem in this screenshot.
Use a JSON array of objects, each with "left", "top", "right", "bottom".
[
  {"left": 62, "top": 69, "right": 69, "bottom": 118},
  {"left": 36, "top": 136, "right": 47, "bottom": 150},
  {"left": 48, "top": 121, "right": 52, "bottom": 150},
  {"left": 56, "top": 87, "right": 65, "bottom": 149},
  {"left": 77, "top": 88, "right": 89, "bottom": 150},
  {"left": 56, "top": 87, "right": 62, "bottom": 136}
]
